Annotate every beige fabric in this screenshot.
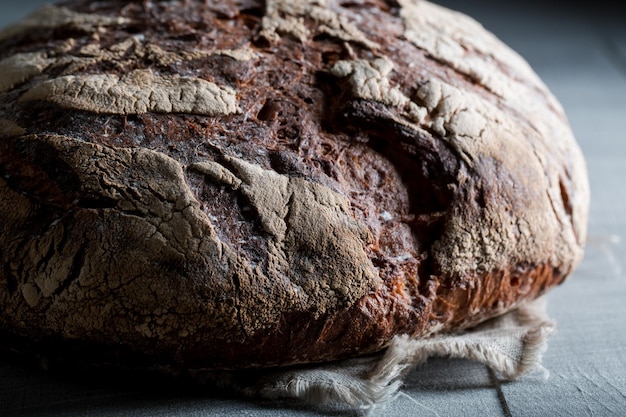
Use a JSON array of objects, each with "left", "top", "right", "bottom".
[{"left": 213, "top": 298, "right": 554, "bottom": 413}]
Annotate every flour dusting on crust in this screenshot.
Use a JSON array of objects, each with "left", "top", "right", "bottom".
[
  {"left": 19, "top": 69, "right": 240, "bottom": 116},
  {"left": 0, "top": 4, "right": 130, "bottom": 42},
  {"left": 261, "top": 0, "right": 379, "bottom": 48}
]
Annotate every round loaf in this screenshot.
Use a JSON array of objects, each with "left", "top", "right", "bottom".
[{"left": 0, "top": 0, "right": 588, "bottom": 370}]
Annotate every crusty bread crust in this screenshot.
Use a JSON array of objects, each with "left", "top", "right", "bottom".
[{"left": 0, "top": 0, "right": 588, "bottom": 370}]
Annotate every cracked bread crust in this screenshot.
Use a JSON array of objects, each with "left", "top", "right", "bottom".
[{"left": 0, "top": 0, "right": 588, "bottom": 370}]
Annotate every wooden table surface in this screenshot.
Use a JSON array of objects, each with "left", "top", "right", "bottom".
[{"left": 1, "top": 1, "right": 625, "bottom": 416}]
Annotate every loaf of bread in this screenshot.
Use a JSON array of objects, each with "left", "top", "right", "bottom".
[{"left": 0, "top": 0, "right": 588, "bottom": 371}]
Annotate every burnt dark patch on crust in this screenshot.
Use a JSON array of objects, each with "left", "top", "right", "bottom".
[{"left": 0, "top": 136, "right": 82, "bottom": 208}]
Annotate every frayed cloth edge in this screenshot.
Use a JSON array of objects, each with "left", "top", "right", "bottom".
[{"left": 226, "top": 298, "right": 555, "bottom": 412}]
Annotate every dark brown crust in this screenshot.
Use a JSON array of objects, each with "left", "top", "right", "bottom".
[{"left": 0, "top": 0, "right": 588, "bottom": 370}]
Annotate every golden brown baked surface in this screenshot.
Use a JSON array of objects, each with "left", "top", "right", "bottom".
[{"left": 0, "top": 0, "right": 589, "bottom": 370}]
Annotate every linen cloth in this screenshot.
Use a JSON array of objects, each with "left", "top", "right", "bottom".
[{"left": 208, "top": 298, "right": 554, "bottom": 413}]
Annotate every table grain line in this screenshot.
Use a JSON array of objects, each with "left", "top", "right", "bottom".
[{"left": 488, "top": 368, "right": 512, "bottom": 417}]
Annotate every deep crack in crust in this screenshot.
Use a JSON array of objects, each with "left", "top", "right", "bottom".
[{"left": 0, "top": 0, "right": 588, "bottom": 370}]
